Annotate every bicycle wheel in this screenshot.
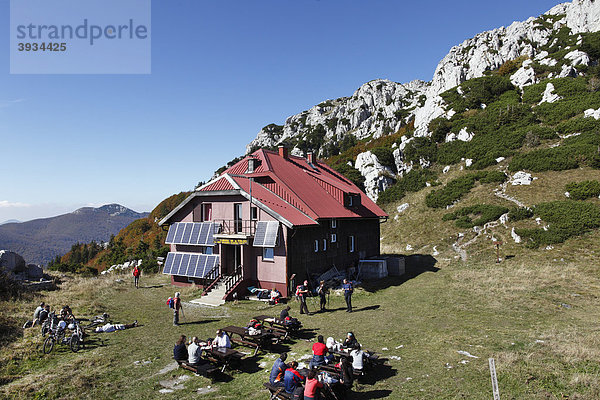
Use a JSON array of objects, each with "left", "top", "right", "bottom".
[
  {"left": 43, "top": 336, "right": 55, "bottom": 354},
  {"left": 70, "top": 335, "right": 80, "bottom": 352}
]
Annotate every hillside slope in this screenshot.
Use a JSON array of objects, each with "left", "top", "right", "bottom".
[{"left": 0, "top": 205, "right": 148, "bottom": 265}]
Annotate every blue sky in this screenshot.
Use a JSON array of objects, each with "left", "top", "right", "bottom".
[{"left": 0, "top": 0, "right": 562, "bottom": 222}]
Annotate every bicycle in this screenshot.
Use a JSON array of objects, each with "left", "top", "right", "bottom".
[{"left": 42, "top": 318, "right": 82, "bottom": 354}]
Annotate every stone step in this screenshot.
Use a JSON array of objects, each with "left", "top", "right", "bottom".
[{"left": 190, "top": 295, "right": 226, "bottom": 307}]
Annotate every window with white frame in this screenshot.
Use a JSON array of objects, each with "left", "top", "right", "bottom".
[
  {"left": 323, "top": 239, "right": 327, "bottom": 251},
  {"left": 331, "top": 233, "right": 337, "bottom": 243},
  {"left": 348, "top": 236, "right": 355, "bottom": 252},
  {"left": 331, "top": 219, "right": 337, "bottom": 229},
  {"left": 263, "top": 247, "right": 274, "bottom": 261},
  {"left": 314, "top": 240, "right": 319, "bottom": 252}
]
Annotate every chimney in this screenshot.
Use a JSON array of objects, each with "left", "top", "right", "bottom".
[
  {"left": 307, "top": 151, "right": 314, "bottom": 164},
  {"left": 278, "top": 145, "right": 288, "bottom": 160}
]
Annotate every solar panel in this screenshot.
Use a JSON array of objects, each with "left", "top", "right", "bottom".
[
  {"left": 165, "top": 225, "right": 177, "bottom": 244},
  {"left": 181, "top": 223, "right": 193, "bottom": 244},
  {"left": 162, "top": 252, "right": 219, "bottom": 279},
  {"left": 253, "top": 221, "right": 278, "bottom": 247},
  {"left": 162, "top": 252, "right": 176, "bottom": 274},
  {"left": 165, "top": 222, "right": 215, "bottom": 246}
]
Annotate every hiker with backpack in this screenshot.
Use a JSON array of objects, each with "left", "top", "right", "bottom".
[
  {"left": 132, "top": 265, "right": 140, "bottom": 288},
  {"left": 296, "top": 280, "right": 310, "bottom": 315},
  {"left": 169, "top": 292, "right": 183, "bottom": 326}
]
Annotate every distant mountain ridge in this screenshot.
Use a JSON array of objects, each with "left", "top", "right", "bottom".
[
  {"left": 0, "top": 220, "right": 21, "bottom": 226},
  {"left": 0, "top": 204, "right": 148, "bottom": 265}
]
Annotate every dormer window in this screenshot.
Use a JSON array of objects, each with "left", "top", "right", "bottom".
[{"left": 344, "top": 193, "right": 360, "bottom": 208}]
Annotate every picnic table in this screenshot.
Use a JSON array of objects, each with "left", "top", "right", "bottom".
[
  {"left": 221, "top": 325, "right": 276, "bottom": 356},
  {"left": 202, "top": 346, "right": 244, "bottom": 372},
  {"left": 252, "top": 315, "right": 292, "bottom": 340},
  {"left": 253, "top": 315, "right": 301, "bottom": 337}
]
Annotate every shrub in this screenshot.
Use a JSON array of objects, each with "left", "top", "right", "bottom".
[
  {"left": 508, "top": 207, "right": 534, "bottom": 221},
  {"left": 377, "top": 168, "right": 437, "bottom": 204},
  {"left": 425, "top": 171, "right": 506, "bottom": 208},
  {"left": 371, "top": 147, "right": 397, "bottom": 173},
  {"left": 509, "top": 131, "right": 600, "bottom": 172},
  {"left": 440, "top": 75, "right": 515, "bottom": 112},
  {"left": 565, "top": 180, "right": 600, "bottom": 200},
  {"left": 331, "top": 162, "right": 365, "bottom": 191},
  {"left": 403, "top": 137, "right": 438, "bottom": 164},
  {"left": 442, "top": 204, "right": 509, "bottom": 228},
  {"left": 516, "top": 201, "right": 600, "bottom": 247}
]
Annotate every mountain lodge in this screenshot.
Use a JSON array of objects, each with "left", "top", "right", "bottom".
[{"left": 159, "top": 146, "right": 388, "bottom": 300}]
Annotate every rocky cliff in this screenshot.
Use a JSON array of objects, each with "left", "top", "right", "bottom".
[{"left": 246, "top": 0, "right": 600, "bottom": 201}]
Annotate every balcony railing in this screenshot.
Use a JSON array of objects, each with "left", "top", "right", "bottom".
[{"left": 213, "top": 219, "right": 257, "bottom": 236}]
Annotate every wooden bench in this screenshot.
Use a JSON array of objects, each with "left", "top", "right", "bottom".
[
  {"left": 174, "top": 359, "right": 219, "bottom": 377},
  {"left": 222, "top": 325, "right": 275, "bottom": 356},
  {"left": 263, "top": 382, "right": 291, "bottom": 400}
]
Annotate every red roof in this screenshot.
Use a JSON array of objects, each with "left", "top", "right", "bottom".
[
  {"left": 199, "top": 175, "right": 235, "bottom": 191},
  {"left": 204, "top": 149, "right": 386, "bottom": 225}
]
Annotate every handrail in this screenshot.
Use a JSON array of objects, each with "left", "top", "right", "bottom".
[
  {"left": 202, "top": 264, "right": 221, "bottom": 295},
  {"left": 213, "top": 219, "right": 257, "bottom": 236},
  {"left": 225, "top": 265, "right": 243, "bottom": 294}
]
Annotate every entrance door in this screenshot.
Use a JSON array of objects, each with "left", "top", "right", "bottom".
[{"left": 223, "top": 245, "right": 242, "bottom": 275}]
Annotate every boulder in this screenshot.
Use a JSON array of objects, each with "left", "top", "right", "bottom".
[
  {"left": 0, "top": 250, "right": 26, "bottom": 274},
  {"left": 511, "top": 171, "right": 534, "bottom": 186},
  {"left": 539, "top": 83, "right": 562, "bottom": 104}
]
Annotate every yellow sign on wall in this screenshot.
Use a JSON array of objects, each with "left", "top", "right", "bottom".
[{"left": 214, "top": 238, "right": 248, "bottom": 245}]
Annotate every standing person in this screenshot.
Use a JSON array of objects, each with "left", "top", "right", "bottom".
[
  {"left": 318, "top": 281, "right": 328, "bottom": 312},
  {"left": 173, "top": 292, "right": 182, "bottom": 326},
  {"left": 297, "top": 280, "right": 310, "bottom": 315},
  {"left": 132, "top": 265, "right": 140, "bottom": 288},
  {"left": 304, "top": 369, "right": 324, "bottom": 400},
  {"left": 269, "top": 352, "right": 288, "bottom": 387},
  {"left": 342, "top": 278, "right": 353, "bottom": 312}
]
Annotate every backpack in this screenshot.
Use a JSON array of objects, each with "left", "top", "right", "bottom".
[{"left": 167, "top": 297, "right": 174, "bottom": 309}]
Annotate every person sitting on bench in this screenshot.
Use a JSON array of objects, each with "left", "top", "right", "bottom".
[
  {"left": 269, "top": 352, "right": 288, "bottom": 387},
  {"left": 269, "top": 288, "right": 281, "bottom": 305},
  {"left": 280, "top": 306, "right": 291, "bottom": 321},
  {"left": 309, "top": 335, "right": 328, "bottom": 369},
  {"left": 188, "top": 336, "right": 203, "bottom": 366},
  {"left": 174, "top": 335, "right": 187, "bottom": 362},
  {"left": 213, "top": 329, "right": 231, "bottom": 349},
  {"left": 350, "top": 344, "right": 364, "bottom": 374},
  {"left": 304, "top": 369, "right": 324, "bottom": 400},
  {"left": 284, "top": 361, "right": 305, "bottom": 394},
  {"left": 342, "top": 332, "right": 359, "bottom": 350}
]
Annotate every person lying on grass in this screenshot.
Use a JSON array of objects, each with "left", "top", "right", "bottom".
[{"left": 94, "top": 320, "right": 138, "bottom": 333}]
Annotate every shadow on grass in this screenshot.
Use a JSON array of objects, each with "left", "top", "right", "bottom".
[
  {"left": 350, "top": 389, "right": 393, "bottom": 399},
  {"left": 358, "top": 361, "right": 397, "bottom": 385},
  {"left": 291, "top": 328, "right": 318, "bottom": 341},
  {"left": 361, "top": 254, "right": 439, "bottom": 294},
  {"left": 178, "top": 319, "right": 220, "bottom": 326}
]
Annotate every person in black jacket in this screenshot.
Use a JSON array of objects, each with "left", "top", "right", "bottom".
[
  {"left": 280, "top": 306, "right": 291, "bottom": 320},
  {"left": 173, "top": 335, "right": 187, "bottom": 362}
]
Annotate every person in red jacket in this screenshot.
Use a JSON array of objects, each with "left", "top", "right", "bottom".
[
  {"left": 304, "top": 369, "right": 323, "bottom": 400},
  {"left": 309, "top": 335, "right": 328, "bottom": 369},
  {"left": 132, "top": 265, "right": 141, "bottom": 288}
]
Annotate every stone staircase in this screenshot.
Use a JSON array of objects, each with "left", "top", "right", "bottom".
[{"left": 190, "top": 280, "right": 227, "bottom": 306}]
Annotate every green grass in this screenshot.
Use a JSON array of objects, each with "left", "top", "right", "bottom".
[{"left": 3, "top": 239, "right": 600, "bottom": 399}]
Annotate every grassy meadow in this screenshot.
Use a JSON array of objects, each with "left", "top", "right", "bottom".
[{"left": 2, "top": 239, "right": 600, "bottom": 400}]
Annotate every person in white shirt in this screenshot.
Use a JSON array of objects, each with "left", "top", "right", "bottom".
[
  {"left": 188, "top": 337, "right": 203, "bottom": 365},
  {"left": 350, "top": 344, "right": 364, "bottom": 372},
  {"left": 213, "top": 329, "right": 231, "bottom": 348},
  {"left": 94, "top": 320, "right": 137, "bottom": 333}
]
